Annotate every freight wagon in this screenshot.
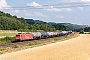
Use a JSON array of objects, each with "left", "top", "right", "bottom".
[
  {"left": 15, "top": 31, "right": 73, "bottom": 41},
  {"left": 40, "top": 32, "right": 47, "bottom": 38},
  {"left": 32, "top": 32, "right": 41, "bottom": 39}
]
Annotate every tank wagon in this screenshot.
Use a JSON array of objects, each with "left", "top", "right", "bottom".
[
  {"left": 15, "top": 31, "right": 72, "bottom": 41},
  {"left": 67, "top": 31, "right": 72, "bottom": 34},
  {"left": 46, "top": 32, "right": 54, "bottom": 38},
  {"left": 40, "top": 32, "right": 47, "bottom": 38},
  {"left": 32, "top": 32, "right": 41, "bottom": 39}
]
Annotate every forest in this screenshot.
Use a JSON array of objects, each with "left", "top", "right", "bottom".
[
  {"left": 0, "top": 11, "right": 89, "bottom": 32},
  {"left": 0, "top": 11, "right": 66, "bottom": 32}
]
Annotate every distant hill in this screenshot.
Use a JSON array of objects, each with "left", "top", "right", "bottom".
[
  {"left": 48, "top": 22, "right": 85, "bottom": 30},
  {"left": 25, "top": 19, "right": 85, "bottom": 30},
  {"left": 59, "top": 23, "right": 85, "bottom": 29},
  {"left": 25, "top": 19, "right": 87, "bottom": 31},
  {"left": 25, "top": 19, "right": 43, "bottom": 24}
]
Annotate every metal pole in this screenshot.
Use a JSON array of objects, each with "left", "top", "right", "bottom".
[{"left": 83, "top": 23, "right": 84, "bottom": 31}]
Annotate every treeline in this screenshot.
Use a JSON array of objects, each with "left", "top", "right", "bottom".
[
  {"left": 52, "top": 24, "right": 66, "bottom": 31},
  {"left": 28, "top": 22, "right": 56, "bottom": 32},
  {"left": 0, "top": 11, "right": 58, "bottom": 32},
  {"left": 0, "top": 11, "right": 28, "bottom": 30},
  {"left": 0, "top": 11, "right": 72, "bottom": 32},
  {"left": 75, "top": 27, "right": 90, "bottom": 32},
  {"left": 19, "top": 22, "right": 56, "bottom": 32},
  {"left": 25, "top": 19, "right": 67, "bottom": 31},
  {"left": 84, "top": 27, "right": 90, "bottom": 32}
]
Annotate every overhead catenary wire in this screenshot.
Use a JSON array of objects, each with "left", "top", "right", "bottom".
[
  {"left": 42, "top": 2, "right": 90, "bottom": 6},
  {"left": 1, "top": 2, "right": 90, "bottom": 10},
  {"left": 1, "top": 5, "right": 90, "bottom": 10},
  {"left": 2, "top": 2, "right": 90, "bottom": 8}
]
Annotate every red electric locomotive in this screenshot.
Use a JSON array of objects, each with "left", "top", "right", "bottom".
[{"left": 15, "top": 33, "right": 33, "bottom": 41}]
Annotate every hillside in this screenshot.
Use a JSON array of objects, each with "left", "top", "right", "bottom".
[
  {"left": 25, "top": 19, "right": 43, "bottom": 24},
  {"left": 25, "top": 19, "right": 66, "bottom": 31},
  {"left": 60, "top": 23, "right": 85, "bottom": 29},
  {"left": 25, "top": 19, "right": 85, "bottom": 30},
  {"left": 0, "top": 11, "right": 56, "bottom": 32},
  {"left": 0, "top": 11, "right": 28, "bottom": 30},
  {"left": 0, "top": 11, "right": 86, "bottom": 32},
  {"left": 48, "top": 22, "right": 85, "bottom": 30}
]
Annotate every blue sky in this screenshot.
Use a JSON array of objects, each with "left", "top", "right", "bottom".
[{"left": 0, "top": 0, "right": 90, "bottom": 25}]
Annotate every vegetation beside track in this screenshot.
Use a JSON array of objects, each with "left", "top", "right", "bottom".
[
  {"left": 0, "top": 32, "right": 79, "bottom": 55},
  {"left": 0, "top": 33, "right": 17, "bottom": 37},
  {"left": 0, "top": 37, "right": 15, "bottom": 44}
]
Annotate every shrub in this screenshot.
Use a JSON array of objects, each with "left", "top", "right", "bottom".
[
  {"left": 79, "top": 30, "right": 84, "bottom": 34},
  {"left": 0, "top": 52, "right": 4, "bottom": 54},
  {"left": 89, "top": 31, "right": 90, "bottom": 34},
  {"left": 0, "top": 37, "right": 15, "bottom": 44}
]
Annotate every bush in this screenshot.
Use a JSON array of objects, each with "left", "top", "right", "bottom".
[
  {"left": 0, "top": 37, "right": 15, "bottom": 44},
  {"left": 79, "top": 30, "right": 84, "bottom": 34},
  {"left": 89, "top": 31, "right": 90, "bottom": 34},
  {"left": 0, "top": 52, "right": 4, "bottom": 54}
]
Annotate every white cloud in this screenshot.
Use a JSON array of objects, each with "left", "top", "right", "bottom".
[
  {"left": 56, "top": 15, "right": 64, "bottom": 18},
  {"left": 23, "top": 10, "right": 34, "bottom": 16},
  {"left": 14, "top": 10, "right": 20, "bottom": 13},
  {"left": 64, "top": 0, "right": 90, "bottom": 2},
  {"left": 77, "top": 7, "right": 83, "bottom": 11},
  {"left": 0, "top": 0, "right": 12, "bottom": 10},
  {"left": 24, "top": 10, "right": 48, "bottom": 17},
  {"left": 45, "top": 6, "right": 62, "bottom": 12},
  {"left": 27, "top": 1, "right": 72, "bottom": 12},
  {"left": 45, "top": 6, "right": 72, "bottom": 12},
  {"left": 0, "top": 0, "right": 20, "bottom": 13},
  {"left": 65, "top": 8, "right": 72, "bottom": 12},
  {"left": 62, "top": 0, "right": 90, "bottom": 11},
  {"left": 82, "top": 0, "right": 90, "bottom": 2},
  {"left": 27, "top": 1, "right": 42, "bottom": 8},
  {"left": 34, "top": 12, "right": 48, "bottom": 17}
]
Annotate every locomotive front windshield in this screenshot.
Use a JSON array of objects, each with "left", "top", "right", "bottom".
[{"left": 16, "top": 35, "right": 20, "bottom": 37}]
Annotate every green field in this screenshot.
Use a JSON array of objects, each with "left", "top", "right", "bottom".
[
  {"left": 0, "top": 33, "right": 17, "bottom": 37},
  {"left": 0, "top": 32, "right": 18, "bottom": 44}
]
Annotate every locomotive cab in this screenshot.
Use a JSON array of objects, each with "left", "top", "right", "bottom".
[{"left": 15, "top": 34, "right": 21, "bottom": 40}]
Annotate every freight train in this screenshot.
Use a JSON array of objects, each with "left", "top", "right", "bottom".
[{"left": 15, "top": 31, "right": 72, "bottom": 41}]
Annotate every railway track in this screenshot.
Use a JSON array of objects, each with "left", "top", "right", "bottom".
[{"left": 0, "top": 33, "right": 74, "bottom": 48}]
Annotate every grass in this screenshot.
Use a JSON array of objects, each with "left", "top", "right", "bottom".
[
  {"left": 0, "top": 52, "right": 4, "bottom": 54},
  {"left": 0, "top": 48, "right": 6, "bottom": 51},
  {"left": 0, "top": 33, "right": 79, "bottom": 55},
  {"left": 11, "top": 45, "right": 19, "bottom": 49},
  {"left": 0, "top": 48, "right": 8, "bottom": 54},
  {"left": 0, "top": 33, "right": 17, "bottom": 37},
  {"left": 0, "top": 37, "right": 15, "bottom": 44},
  {"left": 84, "top": 32, "right": 90, "bottom": 34}
]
